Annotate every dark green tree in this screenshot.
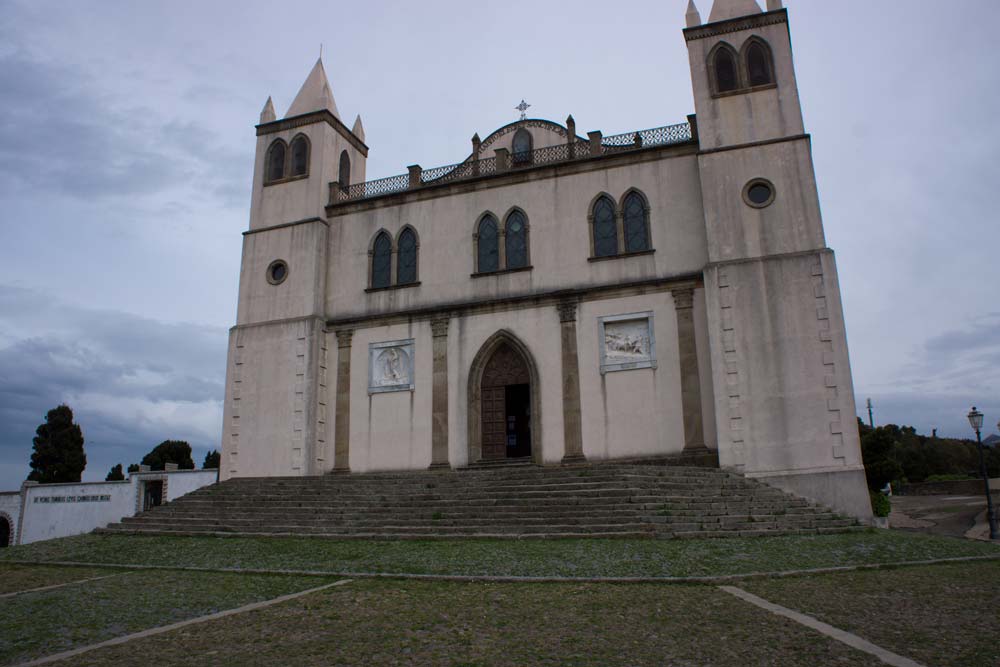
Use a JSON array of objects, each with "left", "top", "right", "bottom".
[
  {"left": 105, "top": 463, "right": 125, "bottom": 481},
  {"left": 860, "top": 427, "right": 903, "bottom": 490},
  {"left": 140, "top": 440, "right": 195, "bottom": 471},
  {"left": 202, "top": 449, "right": 220, "bottom": 469},
  {"left": 127, "top": 463, "right": 139, "bottom": 473},
  {"left": 27, "top": 405, "right": 86, "bottom": 483}
]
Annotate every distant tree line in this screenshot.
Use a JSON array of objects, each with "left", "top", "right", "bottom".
[
  {"left": 25, "top": 403, "right": 220, "bottom": 484},
  {"left": 858, "top": 418, "right": 1000, "bottom": 491}
]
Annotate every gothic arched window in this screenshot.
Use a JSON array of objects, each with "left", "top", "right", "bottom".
[
  {"left": 266, "top": 140, "right": 286, "bottom": 183},
  {"left": 339, "top": 150, "right": 351, "bottom": 188},
  {"left": 477, "top": 215, "right": 499, "bottom": 273},
  {"left": 290, "top": 135, "right": 309, "bottom": 177},
  {"left": 711, "top": 44, "right": 739, "bottom": 94},
  {"left": 592, "top": 195, "right": 618, "bottom": 258},
  {"left": 371, "top": 231, "right": 392, "bottom": 289},
  {"left": 512, "top": 128, "right": 533, "bottom": 164},
  {"left": 397, "top": 227, "right": 418, "bottom": 285},
  {"left": 622, "top": 191, "right": 650, "bottom": 253},
  {"left": 505, "top": 210, "right": 528, "bottom": 269},
  {"left": 745, "top": 39, "right": 774, "bottom": 87}
]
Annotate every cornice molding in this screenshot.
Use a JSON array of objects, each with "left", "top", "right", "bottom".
[
  {"left": 684, "top": 9, "right": 787, "bottom": 42},
  {"left": 327, "top": 273, "right": 703, "bottom": 330},
  {"left": 257, "top": 110, "right": 369, "bottom": 157},
  {"left": 326, "top": 140, "right": 698, "bottom": 216}
]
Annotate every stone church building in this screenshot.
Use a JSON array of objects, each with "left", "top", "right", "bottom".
[{"left": 221, "top": 0, "right": 872, "bottom": 520}]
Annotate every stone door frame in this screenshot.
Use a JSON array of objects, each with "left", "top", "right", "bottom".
[{"left": 467, "top": 330, "right": 543, "bottom": 465}]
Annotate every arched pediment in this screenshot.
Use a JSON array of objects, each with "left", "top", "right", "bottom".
[{"left": 473, "top": 119, "right": 586, "bottom": 160}]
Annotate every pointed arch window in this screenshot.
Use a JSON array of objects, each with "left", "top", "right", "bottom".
[
  {"left": 265, "top": 140, "right": 286, "bottom": 183},
  {"left": 477, "top": 215, "right": 499, "bottom": 273},
  {"left": 505, "top": 210, "right": 528, "bottom": 269},
  {"left": 397, "top": 227, "right": 418, "bottom": 285},
  {"left": 339, "top": 150, "right": 351, "bottom": 188},
  {"left": 745, "top": 40, "right": 774, "bottom": 87},
  {"left": 512, "top": 128, "right": 533, "bottom": 164},
  {"left": 290, "top": 135, "right": 309, "bottom": 177},
  {"left": 712, "top": 45, "right": 739, "bottom": 93},
  {"left": 622, "top": 191, "right": 650, "bottom": 253},
  {"left": 371, "top": 231, "right": 392, "bottom": 289},
  {"left": 591, "top": 196, "right": 618, "bottom": 258}
]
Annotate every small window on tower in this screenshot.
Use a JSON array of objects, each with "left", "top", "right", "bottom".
[
  {"left": 339, "top": 150, "right": 351, "bottom": 188},
  {"left": 711, "top": 44, "right": 739, "bottom": 94},
  {"left": 746, "top": 40, "right": 774, "bottom": 87},
  {"left": 266, "top": 140, "right": 286, "bottom": 183},
  {"left": 290, "top": 135, "right": 309, "bottom": 176}
]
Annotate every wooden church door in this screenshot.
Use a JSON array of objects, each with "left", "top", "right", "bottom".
[{"left": 481, "top": 343, "right": 531, "bottom": 460}]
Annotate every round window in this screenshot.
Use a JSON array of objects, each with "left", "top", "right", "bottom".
[
  {"left": 266, "top": 260, "right": 288, "bottom": 285},
  {"left": 743, "top": 178, "right": 775, "bottom": 208}
]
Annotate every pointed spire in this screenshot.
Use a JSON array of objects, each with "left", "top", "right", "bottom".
[
  {"left": 260, "top": 96, "right": 276, "bottom": 124},
  {"left": 351, "top": 114, "right": 365, "bottom": 142},
  {"left": 708, "top": 0, "right": 762, "bottom": 23},
  {"left": 286, "top": 58, "right": 340, "bottom": 119},
  {"left": 685, "top": 0, "right": 702, "bottom": 27}
]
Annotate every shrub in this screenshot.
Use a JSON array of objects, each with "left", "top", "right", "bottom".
[{"left": 870, "top": 492, "right": 891, "bottom": 518}]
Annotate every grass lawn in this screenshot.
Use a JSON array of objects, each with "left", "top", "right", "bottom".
[
  {"left": 37, "top": 579, "right": 887, "bottom": 667},
  {"left": 2, "top": 531, "right": 997, "bottom": 666},
  {"left": 741, "top": 560, "right": 1000, "bottom": 667},
  {"left": 1, "top": 530, "right": 997, "bottom": 578},
  {"left": 0, "top": 569, "right": 336, "bottom": 665},
  {"left": 0, "top": 563, "right": 119, "bottom": 595}
]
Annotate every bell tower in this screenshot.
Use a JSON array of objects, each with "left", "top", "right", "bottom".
[
  {"left": 220, "top": 59, "right": 368, "bottom": 481},
  {"left": 685, "top": 1, "right": 872, "bottom": 520}
]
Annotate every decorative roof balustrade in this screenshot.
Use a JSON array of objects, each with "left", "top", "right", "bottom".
[{"left": 332, "top": 121, "right": 692, "bottom": 204}]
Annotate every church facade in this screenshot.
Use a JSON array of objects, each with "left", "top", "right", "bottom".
[{"left": 220, "top": 0, "right": 873, "bottom": 520}]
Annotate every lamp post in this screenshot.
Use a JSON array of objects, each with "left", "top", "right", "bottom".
[{"left": 967, "top": 407, "right": 999, "bottom": 540}]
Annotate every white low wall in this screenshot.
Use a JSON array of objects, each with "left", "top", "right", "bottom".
[{"left": 6, "top": 469, "right": 218, "bottom": 546}]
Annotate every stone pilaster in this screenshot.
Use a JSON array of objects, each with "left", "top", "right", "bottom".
[
  {"left": 333, "top": 328, "right": 353, "bottom": 473},
  {"left": 672, "top": 288, "right": 706, "bottom": 451},
  {"left": 429, "top": 318, "right": 450, "bottom": 469},
  {"left": 558, "top": 301, "right": 586, "bottom": 463}
]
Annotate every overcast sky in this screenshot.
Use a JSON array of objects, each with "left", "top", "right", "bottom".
[{"left": 1, "top": 0, "right": 998, "bottom": 489}]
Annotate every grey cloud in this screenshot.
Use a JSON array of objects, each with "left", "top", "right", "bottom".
[
  {"left": 0, "top": 285, "right": 226, "bottom": 487},
  {"left": 0, "top": 51, "right": 247, "bottom": 203}
]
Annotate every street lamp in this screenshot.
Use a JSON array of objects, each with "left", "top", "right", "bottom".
[{"left": 967, "top": 407, "right": 999, "bottom": 540}]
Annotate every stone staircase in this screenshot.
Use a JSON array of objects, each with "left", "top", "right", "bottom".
[{"left": 99, "top": 463, "right": 861, "bottom": 539}]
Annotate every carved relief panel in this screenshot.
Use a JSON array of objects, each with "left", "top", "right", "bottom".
[
  {"left": 368, "top": 339, "right": 415, "bottom": 394},
  {"left": 598, "top": 312, "right": 656, "bottom": 374}
]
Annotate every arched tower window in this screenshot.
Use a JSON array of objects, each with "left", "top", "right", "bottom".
[
  {"left": 504, "top": 209, "right": 528, "bottom": 269},
  {"left": 592, "top": 195, "right": 618, "bottom": 258},
  {"left": 512, "top": 128, "right": 533, "bottom": 164},
  {"left": 745, "top": 39, "right": 774, "bottom": 87},
  {"left": 710, "top": 44, "right": 739, "bottom": 94},
  {"left": 397, "top": 227, "right": 418, "bottom": 285},
  {"left": 622, "top": 191, "right": 650, "bottom": 253},
  {"left": 290, "top": 135, "right": 309, "bottom": 177},
  {"left": 477, "top": 215, "right": 499, "bottom": 273},
  {"left": 265, "top": 140, "right": 286, "bottom": 183},
  {"left": 371, "top": 231, "right": 392, "bottom": 289},
  {"left": 339, "top": 150, "right": 351, "bottom": 188}
]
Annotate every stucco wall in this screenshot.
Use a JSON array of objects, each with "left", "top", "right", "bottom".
[
  {"left": 12, "top": 470, "right": 217, "bottom": 545},
  {"left": 325, "top": 152, "right": 707, "bottom": 321}
]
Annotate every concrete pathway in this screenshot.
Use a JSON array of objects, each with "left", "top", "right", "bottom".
[
  {"left": 719, "top": 585, "right": 926, "bottom": 667},
  {"left": 13, "top": 579, "right": 352, "bottom": 667}
]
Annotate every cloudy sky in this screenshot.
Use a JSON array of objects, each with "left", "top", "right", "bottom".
[{"left": 1, "top": 0, "right": 998, "bottom": 489}]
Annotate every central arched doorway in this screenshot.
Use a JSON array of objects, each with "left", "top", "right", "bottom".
[
  {"left": 468, "top": 331, "right": 541, "bottom": 464},
  {"left": 482, "top": 343, "right": 532, "bottom": 459}
]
